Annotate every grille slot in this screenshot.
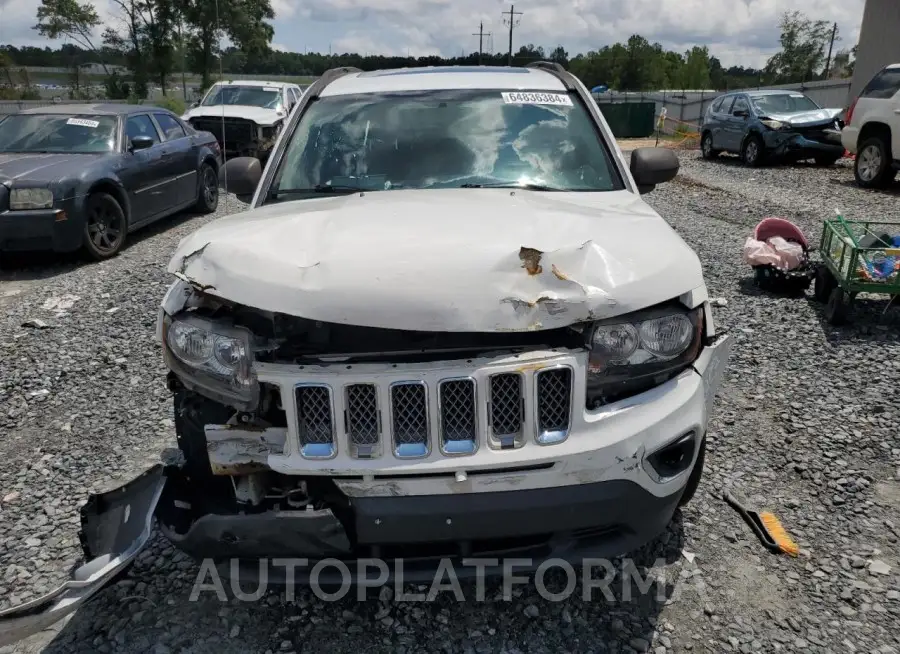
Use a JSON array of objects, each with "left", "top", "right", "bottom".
[
  {"left": 295, "top": 384, "right": 335, "bottom": 458},
  {"left": 535, "top": 368, "right": 573, "bottom": 444},
  {"left": 489, "top": 373, "right": 524, "bottom": 449},
  {"left": 345, "top": 384, "right": 380, "bottom": 458},
  {"left": 189, "top": 117, "right": 256, "bottom": 146},
  {"left": 438, "top": 378, "right": 477, "bottom": 455},
  {"left": 390, "top": 382, "right": 429, "bottom": 458}
]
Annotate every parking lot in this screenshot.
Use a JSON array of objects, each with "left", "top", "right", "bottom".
[{"left": 1, "top": 149, "right": 899, "bottom": 654}]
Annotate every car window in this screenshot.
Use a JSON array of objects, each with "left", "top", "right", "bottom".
[
  {"left": 267, "top": 89, "right": 625, "bottom": 199},
  {"left": 749, "top": 93, "right": 819, "bottom": 114},
  {"left": 154, "top": 113, "right": 186, "bottom": 140},
  {"left": 719, "top": 96, "right": 735, "bottom": 114},
  {"left": 0, "top": 113, "right": 117, "bottom": 153},
  {"left": 201, "top": 84, "right": 284, "bottom": 110},
  {"left": 126, "top": 115, "right": 160, "bottom": 145},
  {"left": 731, "top": 96, "right": 749, "bottom": 114},
  {"left": 861, "top": 67, "right": 900, "bottom": 99},
  {"left": 710, "top": 97, "right": 724, "bottom": 113}
]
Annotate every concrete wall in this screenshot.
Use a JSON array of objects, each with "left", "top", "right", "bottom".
[{"left": 849, "top": 0, "right": 900, "bottom": 101}]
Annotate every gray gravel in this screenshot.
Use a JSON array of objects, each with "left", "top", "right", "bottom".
[{"left": 2, "top": 155, "right": 900, "bottom": 654}]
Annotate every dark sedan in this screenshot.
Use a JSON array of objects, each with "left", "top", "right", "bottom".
[{"left": 0, "top": 103, "right": 222, "bottom": 260}]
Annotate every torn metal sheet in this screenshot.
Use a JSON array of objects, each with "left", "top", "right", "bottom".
[
  {"left": 165, "top": 189, "right": 705, "bottom": 332},
  {"left": 205, "top": 424, "right": 287, "bottom": 475},
  {"left": 0, "top": 465, "right": 165, "bottom": 648}
]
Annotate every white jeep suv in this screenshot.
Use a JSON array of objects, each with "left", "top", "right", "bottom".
[
  {"left": 182, "top": 79, "right": 305, "bottom": 161},
  {"left": 842, "top": 63, "right": 900, "bottom": 188},
  {"left": 0, "top": 63, "right": 732, "bottom": 645}
]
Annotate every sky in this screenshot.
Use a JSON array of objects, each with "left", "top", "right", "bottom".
[{"left": 0, "top": 0, "right": 867, "bottom": 70}]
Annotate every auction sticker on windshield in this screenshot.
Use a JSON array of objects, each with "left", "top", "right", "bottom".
[
  {"left": 66, "top": 118, "right": 100, "bottom": 128},
  {"left": 501, "top": 92, "right": 573, "bottom": 106}
]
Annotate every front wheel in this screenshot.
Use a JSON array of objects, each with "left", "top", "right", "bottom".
[
  {"left": 813, "top": 265, "right": 837, "bottom": 303},
  {"left": 82, "top": 192, "right": 127, "bottom": 260},
  {"left": 825, "top": 286, "right": 852, "bottom": 325},
  {"left": 193, "top": 162, "right": 219, "bottom": 214},
  {"left": 741, "top": 134, "right": 765, "bottom": 167}
]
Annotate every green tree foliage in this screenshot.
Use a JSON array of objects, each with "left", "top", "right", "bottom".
[
  {"left": 33, "top": 0, "right": 108, "bottom": 73},
  {"left": 765, "top": 11, "right": 837, "bottom": 83}
]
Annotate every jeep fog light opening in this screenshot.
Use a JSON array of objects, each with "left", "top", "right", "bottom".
[
  {"left": 586, "top": 304, "right": 703, "bottom": 408},
  {"left": 163, "top": 314, "right": 259, "bottom": 410}
]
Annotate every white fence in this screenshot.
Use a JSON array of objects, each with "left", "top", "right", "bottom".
[{"left": 592, "top": 79, "right": 853, "bottom": 131}]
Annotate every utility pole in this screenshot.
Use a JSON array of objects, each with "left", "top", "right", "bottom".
[
  {"left": 177, "top": 17, "right": 187, "bottom": 101},
  {"left": 823, "top": 22, "right": 838, "bottom": 79},
  {"left": 502, "top": 5, "right": 522, "bottom": 67},
  {"left": 472, "top": 22, "right": 492, "bottom": 65}
]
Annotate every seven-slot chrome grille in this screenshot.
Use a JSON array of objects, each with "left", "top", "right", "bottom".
[{"left": 290, "top": 366, "right": 573, "bottom": 459}]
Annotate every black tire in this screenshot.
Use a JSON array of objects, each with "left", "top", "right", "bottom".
[
  {"left": 678, "top": 437, "right": 706, "bottom": 508},
  {"left": 741, "top": 134, "right": 765, "bottom": 167},
  {"left": 813, "top": 265, "right": 837, "bottom": 303},
  {"left": 193, "top": 162, "right": 219, "bottom": 214},
  {"left": 701, "top": 132, "right": 720, "bottom": 160},
  {"left": 814, "top": 154, "right": 841, "bottom": 167},
  {"left": 82, "top": 192, "right": 127, "bottom": 260},
  {"left": 825, "top": 286, "right": 851, "bottom": 325},
  {"left": 854, "top": 136, "right": 896, "bottom": 189}
]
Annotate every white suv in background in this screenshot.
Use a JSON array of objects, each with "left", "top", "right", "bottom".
[{"left": 842, "top": 63, "right": 900, "bottom": 188}]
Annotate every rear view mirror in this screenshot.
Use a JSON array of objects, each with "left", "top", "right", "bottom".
[
  {"left": 221, "top": 157, "right": 262, "bottom": 198},
  {"left": 630, "top": 147, "right": 679, "bottom": 194},
  {"left": 130, "top": 135, "right": 154, "bottom": 151}
]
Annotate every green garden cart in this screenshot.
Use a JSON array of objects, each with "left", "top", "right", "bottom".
[{"left": 813, "top": 214, "right": 900, "bottom": 325}]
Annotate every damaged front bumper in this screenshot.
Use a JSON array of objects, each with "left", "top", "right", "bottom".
[
  {"left": 0, "top": 466, "right": 165, "bottom": 648},
  {"left": 764, "top": 128, "right": 845, "bottom": 158}
]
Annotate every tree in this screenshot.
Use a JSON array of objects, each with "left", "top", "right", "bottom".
[
  {"left": 549, "top": 46, "right": 568, "bottom": 67},
  {"left": 765, "top": 11, "right": 837, "bottom": 83},
  {"left": 183, "top": 0, "right": 274, "bottom": 88},
  {"left": 33, "top": 0, "right": 109, "bottom": 74}
]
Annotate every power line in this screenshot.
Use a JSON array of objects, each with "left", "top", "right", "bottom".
[
  {"left": 501, "top": 4, "right": 522, "bottom": 66},
  {"left": 472, "top": 22, "right": 492, "bottom": 65}
]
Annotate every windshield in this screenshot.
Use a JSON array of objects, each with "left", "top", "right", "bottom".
[
  {"left": 267, "top": 89, "right": 623, "bottom": 199},
  {"left": 0, "top": 114, "right": 117, "bottom": 154},
  {"left": 750, "top": 93, "right": 820, "bottom": 114},
  {"left": 201, "top": 85, "right": 283, "bottom": 110}
]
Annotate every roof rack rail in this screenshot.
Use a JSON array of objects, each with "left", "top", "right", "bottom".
[
  {"left": 524, "top": 61, "right": 574, "bottom": 89},
  {"left": 306, "top": 66, "right": 363, "bottom": 99}
]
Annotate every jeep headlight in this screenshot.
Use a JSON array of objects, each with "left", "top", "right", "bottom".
[
  {"left": 586, "top": 304, "right": 703, "bottom": 408},
  {"left": 10, "top": 188, "right": 53, "bottom": 210},
  {"left": 162, "top": 313, "right": 258, "bottom": 410}
]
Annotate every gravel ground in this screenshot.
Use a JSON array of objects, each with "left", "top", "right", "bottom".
[{"left": 2, "top": 154, "right": 900, "bottom": 654}]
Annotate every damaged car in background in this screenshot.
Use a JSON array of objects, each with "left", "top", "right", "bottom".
[
  {"left": 701, "top": 89, "right": 845, "bottom": 167},
  {"left": 0, "top": 62, "right": 732, "bottom": 646}
]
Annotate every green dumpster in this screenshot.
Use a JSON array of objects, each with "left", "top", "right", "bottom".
[{"left": 595, "top": 102, "right": 656, "bottom": 138}]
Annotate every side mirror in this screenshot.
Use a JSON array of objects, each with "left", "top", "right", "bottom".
[
  {"left": 221, "top": 157, "right": 262, "bottom": 197},
  {"left": 630, "top": 147, "right": 679, "bottom": 194},
  {"left": 130, "top": 135, "right": 154, "bottom": 151}
]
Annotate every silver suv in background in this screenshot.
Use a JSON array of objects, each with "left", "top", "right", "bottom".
[{"left": 842, "top": 64, "right": 900, "bottom": 189}]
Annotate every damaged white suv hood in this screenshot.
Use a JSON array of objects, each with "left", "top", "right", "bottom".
[{"left": 168, "top": 188, "right": 704, "bottom": 332}]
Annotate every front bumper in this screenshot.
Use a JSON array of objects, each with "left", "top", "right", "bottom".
[
  {"left": 763, "top": 129, "right": 845, "bottom": 158},
  {"left": 0, "top": 333, "right": 731, "bottom": 645},
  {"left": 0, "top": 202, "right": 83, "bottom": 253}
]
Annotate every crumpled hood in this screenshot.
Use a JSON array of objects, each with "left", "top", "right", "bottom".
[
  {"left": 0, "top": 153, "right": 98, "bottom": 184},
  {"left": 182, "top": 105, "right": 285, "bottom": 126},
  {"left": 764, "top": 107, "right": 842, "bottom": 126},
  {"left": 167, "top": 189, "right": 705, "bottom": 332}
]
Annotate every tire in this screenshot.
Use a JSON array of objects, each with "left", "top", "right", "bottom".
[
  {"left": 814, "top": 154, "right": 840, "bottom": 167},
  {"left": 854, "top": 136, "right": 896, "bottom": 189},
  {"left": 82, "top": 192, "right": 127, "bottom": 261},
  {"left": 701, "top": 132, "right": 720, "bottom": 160},
  {"left": 825, "top": 286, "right": 851, "bottom": 325},
  {"left": 678, "top": 437, "right": 706, "bottom": 508},
  {"left": 741, "top": 134, "right": 765, "bottom": 167},
  {"left": 193, "top": 162, "right": 219, "bottom": 214},
  {"left": 813, "top": 265, "right": 837, "bottom": 303}
]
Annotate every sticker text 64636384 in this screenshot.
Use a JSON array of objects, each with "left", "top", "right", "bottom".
[{"left": 501, "top": 92, "right": 573, "bottom": 107}]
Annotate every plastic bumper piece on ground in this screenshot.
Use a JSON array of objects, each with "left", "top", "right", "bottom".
[{"left": 0, "top": 465, "right": 166, "bottom": 648}]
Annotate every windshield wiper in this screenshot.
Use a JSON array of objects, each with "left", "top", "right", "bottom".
[
  {"left": 271, "top": 184, "right": 367, "bottom": 198},
  {"left": 459, "top": 182, "right": 568, "bottom": 191}
]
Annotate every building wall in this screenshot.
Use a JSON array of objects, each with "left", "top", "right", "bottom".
[{"left": 849, "top": 0, "right": 900, "bottom": 101}]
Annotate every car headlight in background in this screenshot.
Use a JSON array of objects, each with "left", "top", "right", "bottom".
[
  {"left": 586, "top": 303, "right": 704, "bottom": 408},
  {"left": 10, "top": 188, "right": 53, "bottom": 210},
  {"left": 163, "top": 313, "right": 259, "bottom": 410},
  {"left": 760, "top": 119, "right": 788, "bottom": 130}
]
